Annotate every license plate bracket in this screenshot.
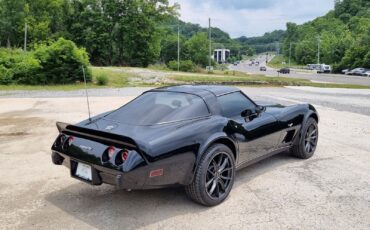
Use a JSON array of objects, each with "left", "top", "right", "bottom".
[{"left": 71, "top": 160, "right": 92, "bottom": 182}]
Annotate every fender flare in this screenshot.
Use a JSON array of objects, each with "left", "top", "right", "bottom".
[
  {"left": 195, "top": 132, "right": 238, "bottom": 167},
  {"left": 293, "top": 109, "right": 319, "bottom": 146}
]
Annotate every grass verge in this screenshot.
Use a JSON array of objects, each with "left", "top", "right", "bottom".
[
  {"left": 170, "top": 74, "right": 370, "bottom": 89},
  {"left": 1, "top": 66, "right": 369, "bottom": 90},
  {"left": 267, "top": 55, "right": 306, "bottom": 69}
]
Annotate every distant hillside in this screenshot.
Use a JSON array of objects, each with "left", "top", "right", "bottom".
[
  {"left": 160, "top": 16, "right": 231, "bottom": 43},
  {"left": 235, "top": 30, "right": 286, "bottom": 53},
  {"left": 160, "top": 16, "right": 285, "bottom": 56},
  {"left": 159, "top": 16, "right": 255, "bottom": 63}
]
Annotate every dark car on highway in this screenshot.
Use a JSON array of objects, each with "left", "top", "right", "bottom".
[
  {"left": 260, "top": 66, "right": 267, "bottom": 71},
  {"left": 278, "top": 68, "right": 290, "bottom": 74},
  {"left": 51, "top": 85, "right": 319, "bottom": 206}
]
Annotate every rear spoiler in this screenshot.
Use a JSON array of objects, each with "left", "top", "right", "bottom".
[{"left": 56, "top": 122, "right": 137, "bottom": 149}]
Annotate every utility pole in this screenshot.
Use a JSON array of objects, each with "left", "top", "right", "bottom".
[
  {"left": 289, "top": 42, "right": 292, "bottom": 67},
  {"left": 208, "top": 18, "right": 212, "bottom": 69},
  {"left": 266, "top": 53, "right": 268, "bottom": 64},
  {"left": 177, "top": 23, "right": 180, "bottom": 72},
  {"left": 24, "top": 22, "right": 28, "bottom": 52},
  {"left": 275, "top": 42, "right": 280, "bottom": 55},
  {"left": 317, "top": 35, "right": 320, "bottom": 64}
]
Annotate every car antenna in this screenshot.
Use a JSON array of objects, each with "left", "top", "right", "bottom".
[{"left": 81, "top": 66, "right": 92, "bottom": 122}]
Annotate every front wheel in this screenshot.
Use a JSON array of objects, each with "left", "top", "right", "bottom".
[
  {"left": 185, "top": 144, "right": 235, "bottom": 206},
  {"left": 291, "top": 117, "right": 318, "bottom": 159}
]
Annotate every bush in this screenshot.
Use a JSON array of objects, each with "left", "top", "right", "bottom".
[
  {"left": 167, "top": 60, "right": 179, "bottom": 71},
  {"left": 0, "top": 65, "right": 13, "bottom": 85},
  {"left": 0, "top": 38, "right": 91, "bottom": 85},
  {"left": 0, "top": 49, "right": 41, "bottom": 84},
  {"left": 168, "top": 60, "right": 196, "bottom": 72},
  {"left": 96, "top": 74, "right": 109, "bottom": 85},
  {"left": 33, "top": 38, "right": 91, "bottom": 84}
]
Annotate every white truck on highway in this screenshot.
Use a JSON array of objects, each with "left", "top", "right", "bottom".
[
  {"left": 317, "top": 64, "right": 332, "bottom": 73},
  {"left": 307, "top": 64, "right": 332, "bottom": 73}
]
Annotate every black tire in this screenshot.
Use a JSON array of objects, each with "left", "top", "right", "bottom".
[
  {"left": 185, "top": 144, "right": 235, "bottom": 206},
  {"left": 291, "top": 117, "right": 318, "bottom": 159}
]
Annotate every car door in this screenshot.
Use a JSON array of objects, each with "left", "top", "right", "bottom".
[{"left": 218, "top": 92, "right": 281, "bottom": 165}]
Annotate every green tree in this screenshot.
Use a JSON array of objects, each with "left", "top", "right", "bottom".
[
  {"left": 280, "top": 1, "right": 370, "bottom": 71},
  {"left": 183, "top": 32, "right": 209, "bottom": 67},
  {"left": 0, "top": 0, "right": 26, "bottom": 47},
  {"left": 66, "top": 0, "right": 175, "bottom": 66},
  {"left": 160, "top": 33, "right": 186, "bottom": 63}
]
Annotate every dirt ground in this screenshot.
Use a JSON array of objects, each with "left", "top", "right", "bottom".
[{"left": 1, "top": 89, "right": 370, "bottom": 229}]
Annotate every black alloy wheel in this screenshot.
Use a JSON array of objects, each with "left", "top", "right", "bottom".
[
  {"left": 291, "top": 117, "right": 319, "bottom": 159},
  {"left": 304, "top": 123, "right": 318, "bottom": 154},
  {"left": 205, "top": 152, "right": 233, "bottom": 199},
  {"left": 185, "top": 144, "right": 235, "bottom": 206}
]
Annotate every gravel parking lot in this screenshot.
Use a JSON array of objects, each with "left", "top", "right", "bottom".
[{"left": 1, "top": 87, "right": 370, "bottom": 229}]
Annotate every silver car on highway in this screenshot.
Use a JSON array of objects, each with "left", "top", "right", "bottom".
[{"left": 361, "top": 71, "right": 370, "bottom": 77}]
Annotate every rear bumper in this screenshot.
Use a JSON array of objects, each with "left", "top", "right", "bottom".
[{"left": 52, "top": 151, "right": 195, "bottom": 190}]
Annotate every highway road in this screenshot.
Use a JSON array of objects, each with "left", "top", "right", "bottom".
[{"left": 230, "top": 55, "right": 370, "bottom": 86}]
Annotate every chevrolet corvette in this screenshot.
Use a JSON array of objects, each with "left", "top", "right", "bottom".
[{"left": 51, "top": 85, "right": 319, "bottom": 206}]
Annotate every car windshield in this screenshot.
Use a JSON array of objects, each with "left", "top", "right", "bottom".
[{"left": 105, "top": 92, "right": 210, "bottom": 125}]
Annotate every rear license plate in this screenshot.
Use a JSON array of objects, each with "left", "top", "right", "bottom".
[{"left": 75, "top": 162, "right": 92, "bottom": 181}]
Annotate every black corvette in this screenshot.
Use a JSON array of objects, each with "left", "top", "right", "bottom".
[{"left": 51, "top": 85, "right": 319, "bottom": 206}]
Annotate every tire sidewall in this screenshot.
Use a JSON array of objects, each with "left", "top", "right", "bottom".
[
  {"left": 299, "top": 118, "right": 319, "bottom": 157},
  {"left": 198, "top": 144, "right": 235, "bottom": 206}
]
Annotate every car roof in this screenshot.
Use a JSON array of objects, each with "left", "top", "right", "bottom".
[{"left": 149, "top": 85, "right": 239, "bottom": 97}]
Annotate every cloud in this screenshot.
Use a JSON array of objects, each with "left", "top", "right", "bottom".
[{"left": 169, "top": 0, "right": 334, "bottom": 37}]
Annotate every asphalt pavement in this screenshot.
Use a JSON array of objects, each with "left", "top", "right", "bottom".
[{"left": 230, "top": 55, "right": 370, "bottom": 86}]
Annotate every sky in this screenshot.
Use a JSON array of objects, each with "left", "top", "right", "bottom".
[{"left": 169, "top": 0, "right": 334, "bottom": 38}]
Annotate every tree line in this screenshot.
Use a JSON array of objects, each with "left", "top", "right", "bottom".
[
  {"left": 0, "top": 0, "right": 254, "bottom": 69},
  {"left": 281, "top": 0, "right": 370, "bottom": 71},
  {"left": 235, "top": 30, "right": 285, "bottom": 54},
  {"left": 0, "top": 0, "right": 179, "bottom": 67}
]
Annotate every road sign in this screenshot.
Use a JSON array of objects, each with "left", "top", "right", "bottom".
[{"left": 206, "top": 66, "right": 214, "bottom": 71}]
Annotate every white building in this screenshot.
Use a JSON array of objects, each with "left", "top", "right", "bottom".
[{"left": 213, "top": 49, "right": 230, "bottom": 64}]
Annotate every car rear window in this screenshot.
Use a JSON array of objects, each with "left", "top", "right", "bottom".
[{"left": 106, "top": 92, "right": 210, "bottom": 125}]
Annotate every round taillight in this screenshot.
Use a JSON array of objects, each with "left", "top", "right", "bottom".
[
  {"left": 115, "top": 149, "right": 129, "bottom": 165},
  {"left": 107, "top": 146, "right": 115, "bottom": 158},
  {"left": 67, "top": 136, "right": 75, "bottom": 146},
  {"left": 121, "top": 150, "right": 129, "bottom": 161}
]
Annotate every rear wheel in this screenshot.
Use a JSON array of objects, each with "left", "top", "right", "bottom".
[
  {"left": 185, "top": 144, "right": 235, "bottom": 206},
  {"left": 291, "top": 117, "right": 318, "bottom": 159}
]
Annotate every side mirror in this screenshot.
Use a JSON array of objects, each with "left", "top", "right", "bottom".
[
  {"left": 241, "top": 109, "right": 253, "bottom": 118},
  {"left": 241, "top": 106, "right": 264, "bottom": 121},
  {"left": 255, "top": 105, "right": 264, "bottom": 113}
]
